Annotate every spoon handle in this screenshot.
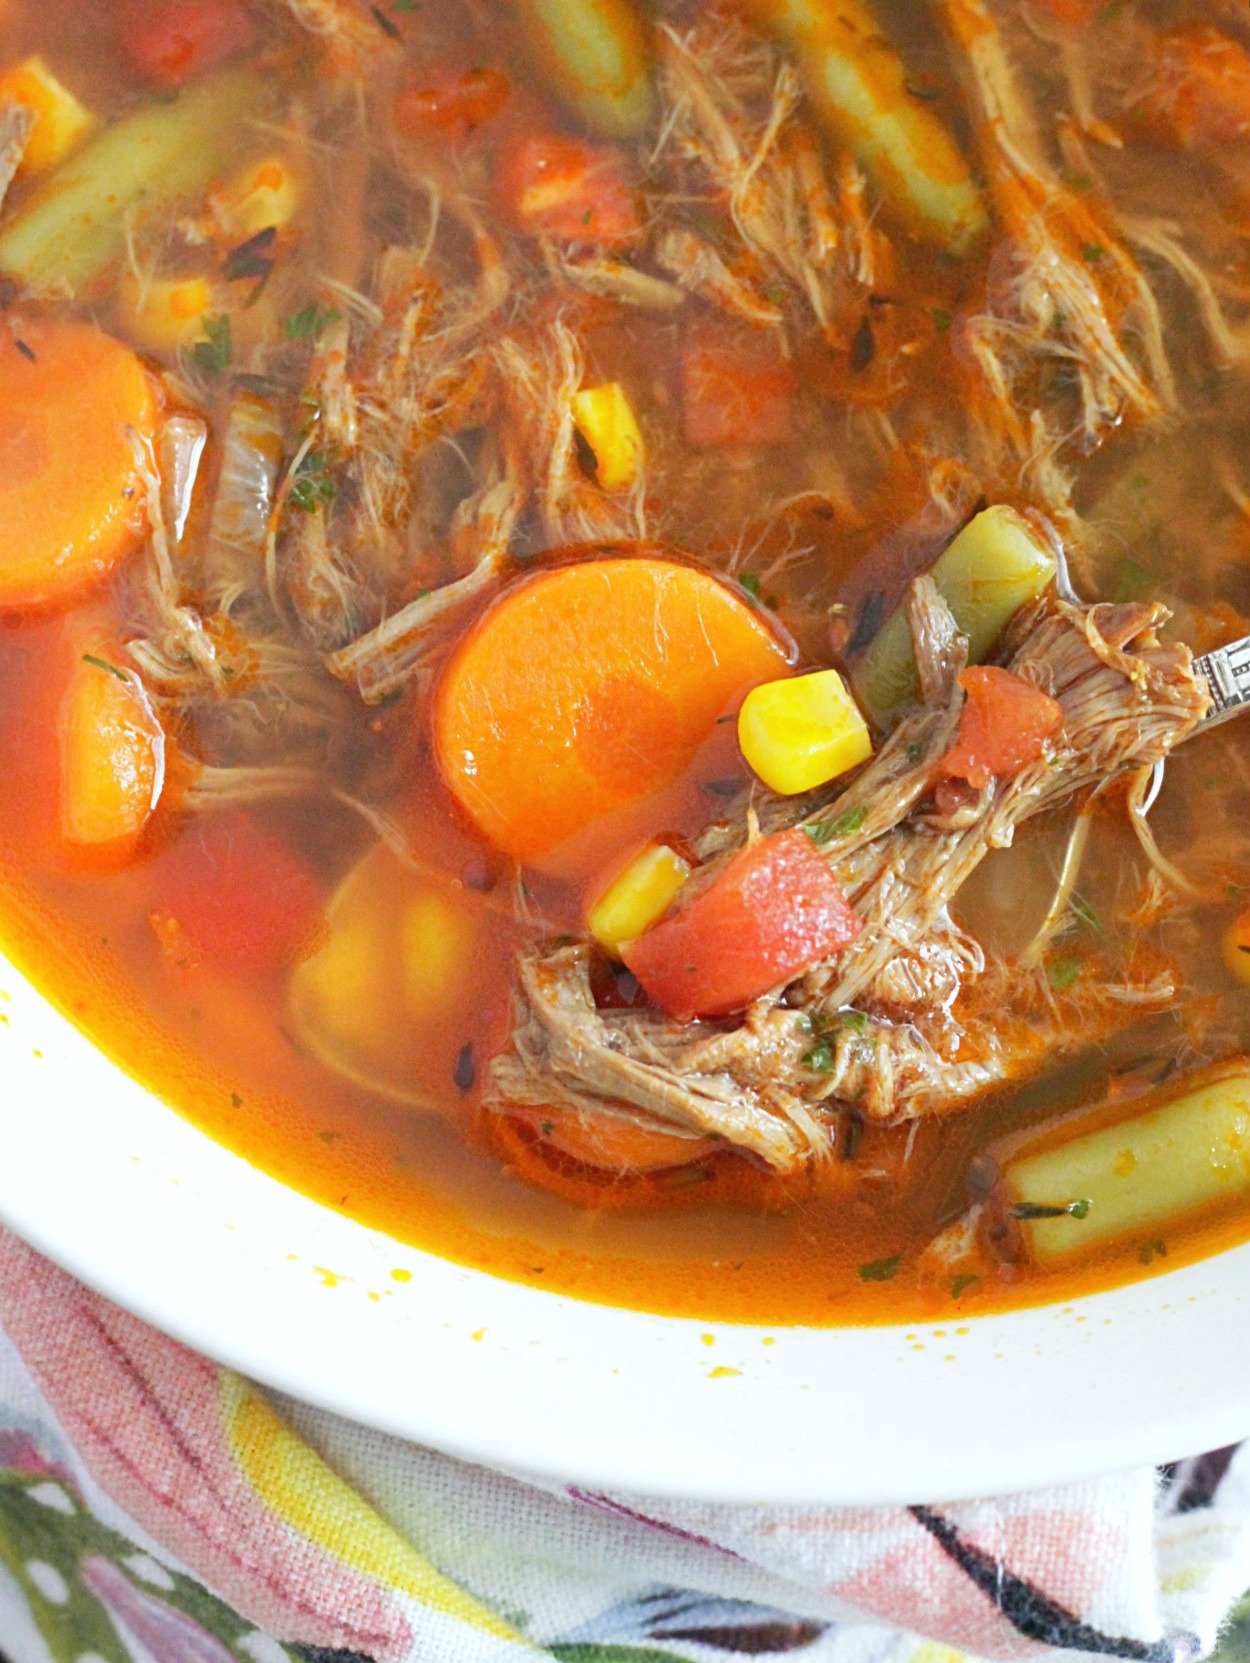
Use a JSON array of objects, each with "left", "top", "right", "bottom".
[{"left": 1195, "top": 636, "right": 1250, "bottom": 727}]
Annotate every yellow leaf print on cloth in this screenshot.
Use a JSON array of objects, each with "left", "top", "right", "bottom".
[{"left": 222, "top": 1374, "right": 523, "bottom": 1644}]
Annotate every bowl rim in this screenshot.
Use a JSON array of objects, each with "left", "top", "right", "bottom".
[{"left": 3, "top": 938, "right": 1250, "bottom": 1505}]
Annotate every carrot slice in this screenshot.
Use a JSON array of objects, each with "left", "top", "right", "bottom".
[
  {"left": 940, "top": 665, "right": 1064, "bottom": 790},
  {"left": 59, "top": 649, "right": 165, "bottom": 858},
  {"left": 624, "top": 827, "right": 863, "bottom": 1021},
  {"left": 484, "top": 1112, "right": 776, "bottom": 1211},
  {"left": 0, "top": 317, "right": 157, "bottom": 610},
  {"left": 433, "top": 553, "right": 790, "bottom": 869}
]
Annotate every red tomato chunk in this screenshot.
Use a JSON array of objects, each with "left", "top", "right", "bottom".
[
  {"left": 119, "top": 0, "right": 255, "bottom": 89},
  {"left": 499, "top": 135, "right": 640, "bottom": 246},
  {"left": 681, "top": 334, "right": 795, "bottom": 449},
  {"left": 394, "top": 67, "right": 509, "bottom": 140},
  {"left": 624, "top": 827, "right": 863, "bottom": 1021},
  {"left": 1143, "top": 26, "right": 1250, "bottom": 152},
  {"left": 940, "top": 665, "right": 1064, "bottom": 791},
  {"left": 148, "top": 811, "right": 324, "bottom": 975}
]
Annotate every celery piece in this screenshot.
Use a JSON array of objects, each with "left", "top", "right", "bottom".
[
  {"left": 0, "top": 70, "right": 269, "bottom": 295},
  {"left": 740, "top": 0, "right": 987, "bottom": 252},
  {"left": 1005, "top": 1061, "right": 1250, "bottom": 1264},
  {"left": 852, "top": 505, "right": 1058, "bottom": 726},
  {"left": 516, "top": 0, "right": 654, "bottom": 137}
]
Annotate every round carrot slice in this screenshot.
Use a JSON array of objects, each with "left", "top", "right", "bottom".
[
  {"left": 0, "top": 316, "right": 158, "bottom": 610},
  {"left": 433, "top": 554, "right": 791, "bottom": 869}
]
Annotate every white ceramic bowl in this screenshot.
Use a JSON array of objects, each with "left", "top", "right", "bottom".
[{"left": 2, "top": 937, "right": 1249, "bottom": 1504}]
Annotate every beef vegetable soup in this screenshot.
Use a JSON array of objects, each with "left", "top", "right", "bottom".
[{"left": 2, "top": 0, "right": 1250, "bottom": 1325}]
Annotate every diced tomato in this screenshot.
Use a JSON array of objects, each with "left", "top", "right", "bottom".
[
  {"left": 394, "top": 67, "right": 509, "bottom": 141},
  {"left": 119, "top": 0, "right": 255, "bottom": 90},
  {"left": 624, "top": 827, "right": 862, "bottom": 1021},
  {"left": 1029, "top": 0, "right": 1098, "bottom": 24},
  {"left": 939, "top": 666, "right": 1064, "bottom": 791},
  {"left": 498, "top": 135, "right": 640, "bottom": 247},
  {"left": 1141, "top": 26, "right": 1250, "bottom": 152},
  {"left": 149, "top": 811, "right": 324, "bottom": 975},
  {"left": 680, "top": 332, "right": 796, "bottom": 449}
]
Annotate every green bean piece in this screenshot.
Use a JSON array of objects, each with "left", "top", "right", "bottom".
[
  {"left": 0, "top": 70, "right": 270, "bottom": 295},
  {"left": 739, "top": 0, "right": 987, "bottom": 252},
  {"left": 851, "top": 505, "right": 1058, "bottom": 726},
  {"left": 1005, "top": 1061, "right": 1250, "bottom": 1264},
  {"left": 516, "top": 0, "right": 654, "bottom": 137}
]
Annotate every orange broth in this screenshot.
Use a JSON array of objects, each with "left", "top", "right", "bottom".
[{"left": 1, "top": 0, "right": 1250, "bottom": 1324}]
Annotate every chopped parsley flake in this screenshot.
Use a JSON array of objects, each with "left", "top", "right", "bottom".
[
  {"left": 859, "top": 1254, "right": 902, "bottom": 1283},
  {"left": 831, "top": 804, "right": 868, "bottom": 836},
  {"left": 191, "top": 314, "right": 232, "bottom": 377},
  {"left": 1071, "top": 897, "right": 1100, "bottom": 932},
  {"left": 289, "top": 450, "right": 338, "bottom": 512},
  {"left": 803, "top": 1037, "right": 835, "bottom": 1073},
  {"left": 1047, "top": 956, "right": 1082, "bottom": 993},
  {"left": 285, "top": 301, "right": 343, "bottom": 340}
]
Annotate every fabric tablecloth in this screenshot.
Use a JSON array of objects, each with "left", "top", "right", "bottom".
[{"left": 1, "top": 1225, "right": 1250, "bottom": 1663}]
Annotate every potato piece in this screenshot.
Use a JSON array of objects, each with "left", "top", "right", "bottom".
[
  {"left": 0, "top": 55, "right": 93, "bottom": 175},
  {"left": 289, "top": 843, "right": 493, "bottom": 1110},
  {"left": 401, "top": 889, "right": 478, "bottom": 1016},
  {"left": 853, "top": 506, "right": 1058, "bottom": 725},
  {"left": 208, "top": 154, "right": 300, "bottom": 243},
  {"left": 1222, "top": 907, "right": 1250, "bottom": 986},
  {"left": 1005, "top": 1061, "right": 1250, "bottom": 1264},
  {"left": 119, "top": 273, "right": 214, "bottom": 353}
]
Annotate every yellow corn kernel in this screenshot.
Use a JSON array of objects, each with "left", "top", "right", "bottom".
[
  {"left": 0, "top": 55, "right": 94, "bottom": 175},
  {"left": 1223, "top": 907, "right": 1250, "bottom": 986},
  {"left": 573, "top": 382, "right": 644, "bottom": 492},
  {"left": 119, "top": 273, "right": 214, "bottom": 353},
  {"left": 588, "top": 842, "right": 692, "bottom": 958},
  {"left": 738, "top": 668, "right": 872, "bottom": 796},
  {"left": 401, "top": 888, "right": 478, "bottom": 1017},
  {"left": 209, "top": 155, "right": 300, "bottom": 243}
]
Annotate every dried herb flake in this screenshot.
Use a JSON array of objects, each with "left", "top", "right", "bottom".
[
  {"left": 82, "top": 653, "right": 130, "bottom": 683},
  {"left": 1009, "top": 1198, "right": 1092, "bottom": 1221}
]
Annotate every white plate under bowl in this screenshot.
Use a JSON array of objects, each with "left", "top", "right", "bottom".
[{"left": 2, "top": 939, "right": 1249, "bottom": 1505}]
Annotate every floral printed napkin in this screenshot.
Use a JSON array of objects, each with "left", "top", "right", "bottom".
[{"left": 1, "top": 1224, "right": 1250, "bottom": 1663}]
